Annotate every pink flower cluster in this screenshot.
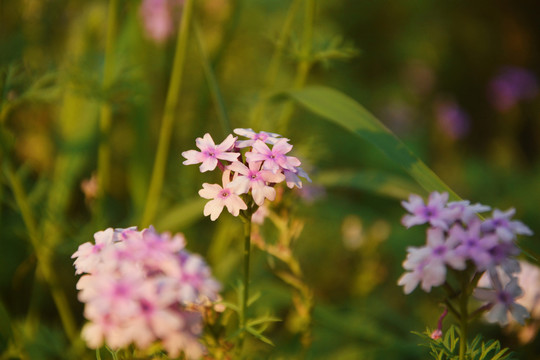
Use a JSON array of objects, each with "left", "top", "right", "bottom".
[
  {"left": 398, "top": 192, "right": 533, "bottom": 325},
  {"left": 72, "top": 227, "right": 221, "bottom": 358},
  {"left": 182, "top": 129, "right": 310, "bottom": 221}
]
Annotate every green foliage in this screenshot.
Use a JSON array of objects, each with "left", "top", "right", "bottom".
[
  {"left": 287, "top": 86, "right": 460, "bottom": 200},
  {"left": 415, "top": 326, "right": 515, "bottom": 360}
]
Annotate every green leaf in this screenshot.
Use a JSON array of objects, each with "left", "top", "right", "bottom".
[
  {"left": 287, "top": 86, "right": 461, "bottom": 200},
  {"left": 315, "top": 169, "right": 423, "bottom": 200},
  {"left": 245, "top": 326, "right": 275, "bottom": 346}
]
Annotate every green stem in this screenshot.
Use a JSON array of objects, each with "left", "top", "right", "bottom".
[
  {"left": 97, "top": 0, "right": 119, "bottom": 198},
  {"left": 238, "top": 215, "right": 252, "bottom": 354},
  {"left": 140, "top": 0, "right": 195, "bottom": 227},
  {"left": 276, "top": 0, "right": 316, "bottom": 133},
  {"left": 5, "top": 162, "right": 78, "bottom": 343},
  {"left": 458, "top": 276, "right": 469, "bottom": 360}
]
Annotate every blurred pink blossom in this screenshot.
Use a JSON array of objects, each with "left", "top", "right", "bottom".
[
  {"left": 140, "top": 0, "right": 184, "bottom": 43},
  {"left": 72, "top": 227, "right": 220, "bottom": 358}
]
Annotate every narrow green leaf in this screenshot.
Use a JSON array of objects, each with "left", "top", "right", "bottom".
[
  {"left": 245, "top": 326, "right": 275, "bottom": 346},
  {"left": 247, "top": 316, "right": 281, "bottom": 327},
  {"left": 287, "top": 86, "right": 461, "bottom": 200}
]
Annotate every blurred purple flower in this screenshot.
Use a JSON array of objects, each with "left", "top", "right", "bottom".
[
  {"left": 434, "top": 99, "right": 470, "bottom": 140},
  {"left": 489, "top": 67, "right": 538, "bottom": 112}
]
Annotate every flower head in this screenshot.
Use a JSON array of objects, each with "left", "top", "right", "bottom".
[
  {"left": 481, "top": 208, "right": 533, "bottom": 242},
  {"left": 183, "top": 129, "right": 308, "bottom": 220},
  {"left": 474, "top": 269, "right": 529, "bottom": 326},
  {"left": 198, "top": 171, "right": 247, "bottom": 220},
  {"left": 401, "top": 192, "right": 458, "bottom": 230},
  {"left": 398, "top": 227, "right": 465, "bottom": 294},
  {"left": 233, "top": 128, "right": 287, "bottom": 148},
  {"left": 246, "top": 139, "right": 301, "bottom": 174},
  {"left": 72, "top": 227, "right": 220, "bottom": 358},
  {"left": 182, "top": 133, "right": 239, "bottom": 172},
  {"left": 489, "top": 67, "right": 538, "bottom": 112}
]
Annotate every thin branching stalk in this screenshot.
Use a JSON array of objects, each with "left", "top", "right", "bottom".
[
  {"left": 194, "top": 22, "right": 232, "bottom": 136},
  {"left": 140, "top": 0, "right": 195, "bottom": 227},
  {"left": 276, "top": 0, "right": 316, "bottom": 133},
  {"left": 250, "top": 0, "right": 303, "bottom": 129},
  {"left": 97, "top": 0, "right": 119, "bottom": 198}
]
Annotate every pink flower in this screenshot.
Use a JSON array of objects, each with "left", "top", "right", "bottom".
[
  {"left": 482, "top": 208, "right": 533, "bottom": 242},
  {"left": 283, "top": 167, "right": 311, "bottom": 189},
  {"left": 198, "top": 171, "right": 247, "bottom": 220},
  {"left": 246, "top": 139, "right": 301, "bottom": 173},
  {"left": 140, "top": 0, "right": 174, "bottom": 43},
  {"left": 398, "top": 227, "right": 465, "bottom": 293},
  {"left": 401, "top": 192, "right": 459, "bottom": 230},
  {"left": 252, "top": 204, "right": 269, "bottom": 225},
  {"left": 182, "top": 133, "right": 239, "bottom": 172},
  {"left": 228, "top": 161, "right": 285, "bottom": 205},
  {"left": 474, "top": 269, "right": 529, "bottom": 326},
  {"left": 233, "top": 128, "right": 287, "bottom": 148},
  {"left": 72, "top": 227, "right": 221, "bottom": 358}
]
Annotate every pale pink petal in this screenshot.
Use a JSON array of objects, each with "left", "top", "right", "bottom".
[
  {"left": 199, "top": 157, "right": 218, "bottom": 172},
  {"left": 272, "top": 138, "right": 293, "bottom": 154},
  {"left": 228, "top": 161, "right": 250, "bottom": 175},
  {"left": 215, "top": 134, "right": 236, "bottom": 152},
  {"left": 224, "top": 195, "right": 247, "bottom": 216},
  {"left": 251, "top": 140, "right": 272, "bottom": 155},
  {"left": 245, "top": 152, "right": 267, "bottom": 163},
  {"left": 229, "top": 176, "right": 250, "bottom": 195},
  {"left": 198, "top": 183, "right": 222, "bottom": 199},
  {"left": 203, "top": 199, "right": 225, "bottom": 221},
  {"left": 196, "top": 133, "right": 215, "bottom": 150},
  {"left": 182, "top": 150, "right": 204, "bottom": 165},
  {"left": 216, "top": 151, "right": 240, "bottom": 162}
]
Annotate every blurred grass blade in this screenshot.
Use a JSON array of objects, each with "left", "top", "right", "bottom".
[
  {"left": 153, "top": 197, "right": 207, "bottom": 231},
  {"left": 315, "top": 169, "right": 423, "bottom": 200},
  {"left": 287, "top": 86, "right": 460, "bottom": 200}
]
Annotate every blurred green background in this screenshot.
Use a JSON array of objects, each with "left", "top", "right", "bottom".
[{"left": 1, "top": 0, "right": 540, "bottom": 358}]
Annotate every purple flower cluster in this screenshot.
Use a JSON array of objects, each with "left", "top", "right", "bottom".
[
  {"left": 488, "top": 67, "right": 538, "bottom": 112},
  {"left": 72, "top": 227, "right": 221, "bottom": 358},
  {"left": 398, "top": 192, "right": 533, "bottom": 325},
  {"left": 182, "top": 128, "right": 310, "bottom": 221}
]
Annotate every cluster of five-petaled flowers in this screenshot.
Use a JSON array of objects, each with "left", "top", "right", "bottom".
[
  {"left": 398, "top": 191, "right": 533, "bottom": 326},
  {"left": 182, "top": 128, "right": 311, "bottom": 221}
]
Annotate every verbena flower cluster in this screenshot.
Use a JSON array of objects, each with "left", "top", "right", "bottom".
[
  {"left": 72, "top": 227, "right": 221, "bottom": 359},
  {"left": 398, "top": 192, "right": 533, "bottom": 325},
  {"left": 182, "top": 128, "right": 310, "bottom": 221}
]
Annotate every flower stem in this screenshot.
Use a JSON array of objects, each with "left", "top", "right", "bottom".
[
  {"left": 458, "top": 276, "right": 469, "bottom": 360},
  {"left": 97, "top": 0, "right": 119, "bottom": 199},
  {"left": 240, "top": 216, "right": 252, "bottom": 347},
  {"left": 140, "top": 0, "right": 195, "bottom": 227}
]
